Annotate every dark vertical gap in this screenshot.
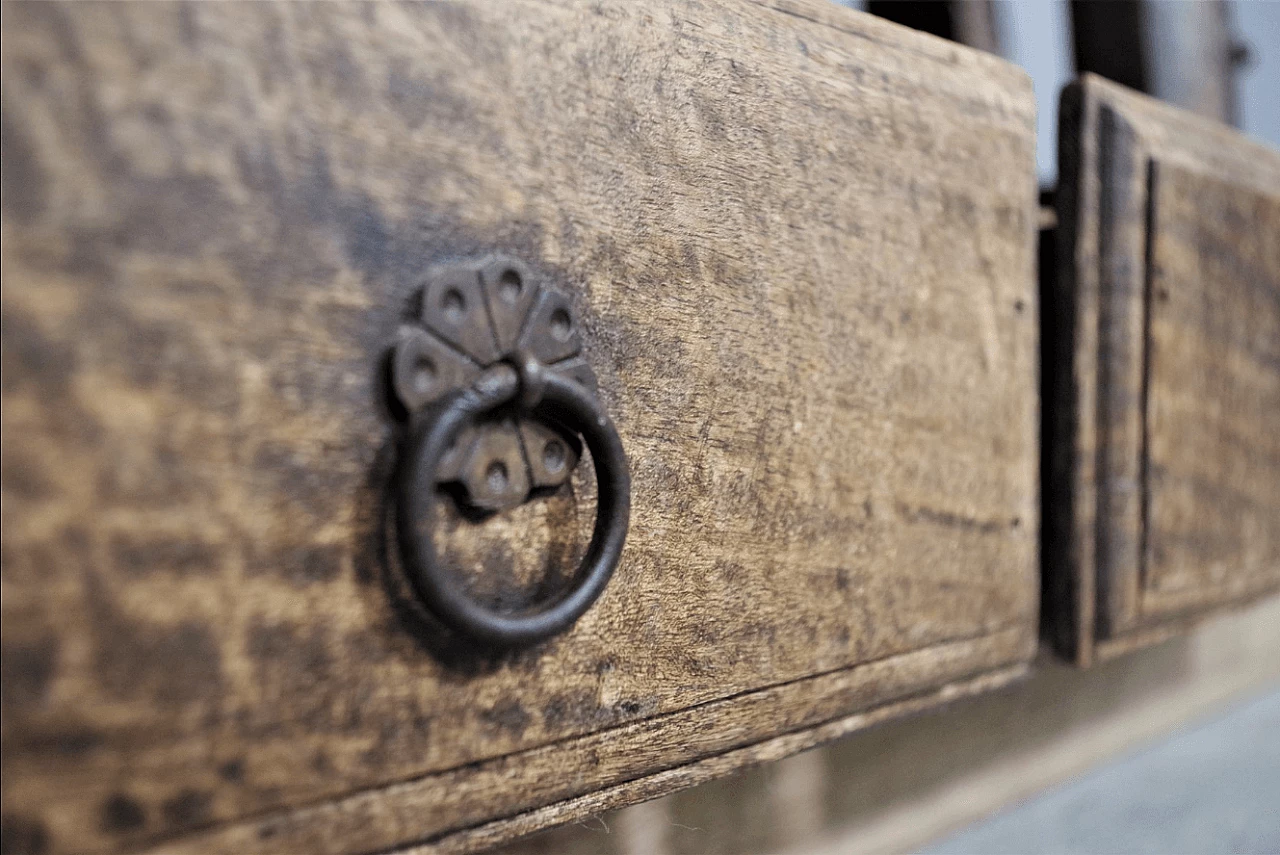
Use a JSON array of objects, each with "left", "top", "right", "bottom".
[
  {"left": 864, "top": 1, "right": 957, "bottom": 42},
  {"left": 952, "top": 0, "right": 1001, "bottom": 55},
  {"left": 1219, "top": 2, "right": 1244, "bottom": 128},
  {"left": 1137, "top": 159, "right": 1159, "bottom": 595},
  {"left": 1037, "top": 195, "right": 1059, "bottom": 648},
  {"left": 1040, "top": 83, "right": 1084, "bottom": 660},
  {"left": 863, "top": 1, "right": 1002, "bottom": 55},
  {"left": 1070, "top": 1, "right": 1148, "bottom": 93}
]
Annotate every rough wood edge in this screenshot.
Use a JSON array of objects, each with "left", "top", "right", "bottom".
[
  {"left": 396, "top": 665, "right": 1031, "bottom": 855},
  {"left": 139, "top": 629, "right": 1032, "bottom": 855},
  {"left": 1092, "top": 103, "right": 1147, "bottom": 640}
]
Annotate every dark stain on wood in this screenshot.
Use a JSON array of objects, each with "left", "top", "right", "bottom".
[
  {"left": 99, "top": 795, "right": 146, "bottom": 835},
  {"left": 0, "top": 637, "right": 58, "bottom": 715},
  {"left": 216, "top": 761, "right": 244, "bottom": 785},
  {"left": 0, "top": 105, "right": 47, "bottom": 224},
  {"left": 86, "top": 574, "right": 223, "bottom": 706},
  {"left": 160, "top": 791, "right": 213, "bottom": 831},
  {"left": 1, "top": 813, "right": 49, "bottom": 855},
  {"left": 481, "top": 698, "right": 534, "bottom": 739},
  {"left": 110, "top": 535, "right": 220, "bottom": 579}
]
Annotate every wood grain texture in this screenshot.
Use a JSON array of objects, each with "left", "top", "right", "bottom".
[
  {"left": 403, "top": 664, "right": 1030, "bottom": 855},
  {"left": 143, "top": 633, "right": 1029, "bottom": 855},
  {"left": 1046, "top": 74, "right": 1280, "bottom": 666},
  {"left": 0, "top": 2, "right": 1038, "bottom": 852},
  {"left": 1142, "top": 164, "right": 1280, "bottom": 615}
]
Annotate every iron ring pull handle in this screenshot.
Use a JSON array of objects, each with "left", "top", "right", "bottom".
[{"left": 396, "top": 357, "right": 630, "bottom": 647}]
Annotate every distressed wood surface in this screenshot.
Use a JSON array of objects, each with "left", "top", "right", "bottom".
[
  {"left": 1143, "top": 164, "right": 1280, "bottom": 615},
  {"left": 145, "top": 635, "right": 1029, "bottom": 855},
  {"left": 403, "top": 664, "right": 1029, "bottom": 855},
  {"left": 0, "top": 2, "right": 1039, "bottom": 853},
  {"left": 1046, "top": 74, "right": 1280, "bottom": 666}
]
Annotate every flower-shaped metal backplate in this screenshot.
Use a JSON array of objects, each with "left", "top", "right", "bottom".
[{"left": 390, "top": 255, "right": 598, "bottom": 512}]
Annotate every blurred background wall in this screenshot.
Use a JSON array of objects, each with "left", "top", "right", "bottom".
[
  {"left": 843, "top": 0, "right": 1280, "bottom": 183},
  {"left": 486, "top": 3, "right": 1280, "bottom": 852}
]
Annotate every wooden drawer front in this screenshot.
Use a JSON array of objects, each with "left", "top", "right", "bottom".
[
  {"left": 0, "top": 2, "right": 1038, "bottom": 853},
  {"left": 1047, "top": 74, "right": 1280, "bottom": 665}
]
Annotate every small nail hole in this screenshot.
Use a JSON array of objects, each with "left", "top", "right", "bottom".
[
  {"left": 499, "top": 269, "right": 522, "bottom": 303},
  {"left": 543, "top": 439, "right": 566, "bottom": 473},
  {"left": 549, "top": 308, "right": 572, "bottom": 342},
  {"left": 486, "top": 461, "right": 509, "bottom": 493},
  {"left": 413, "top": 354, "right": 437, "bottom": 396},
  {"left": 442, "top": 288, "right": 466, "bottom": 322}
]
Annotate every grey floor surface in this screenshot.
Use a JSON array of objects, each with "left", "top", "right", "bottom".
[{"left": 922, "top": 688, "right": 1280, "bottom": 855}]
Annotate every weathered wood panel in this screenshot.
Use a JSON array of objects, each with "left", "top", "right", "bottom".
[
  {"left": 1143, "top": 164, "right": 1280, "bottom": 615},
  {"left": 1046, "top": 73, "right": 1280, "bottom": 666},
  {"left": 0, "top": 2, "right": 1038, "bottom": 853}
]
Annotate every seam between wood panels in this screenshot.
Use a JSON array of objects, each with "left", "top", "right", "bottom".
[
  {"left": 135, "top": 624, "right": 1030, "bottom": 852},
  {"left": 1137, "top": 156, "right": 1158, "bottom": 613}
]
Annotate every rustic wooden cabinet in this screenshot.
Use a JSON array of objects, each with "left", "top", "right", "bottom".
[
  {"left": 1045, "top": 74, "right": 1280, "bottom": 666},
  {"left": 0, "top": 2, "right": 1041, "bottom": 853}
]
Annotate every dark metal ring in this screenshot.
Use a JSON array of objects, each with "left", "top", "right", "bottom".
[{"left": 396, "top": 364, "right": 630, "bottom": 647}]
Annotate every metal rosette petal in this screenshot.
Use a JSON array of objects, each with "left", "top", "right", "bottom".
[{"left": 391, "top": 255, "right": 598, "bottom": 512}]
